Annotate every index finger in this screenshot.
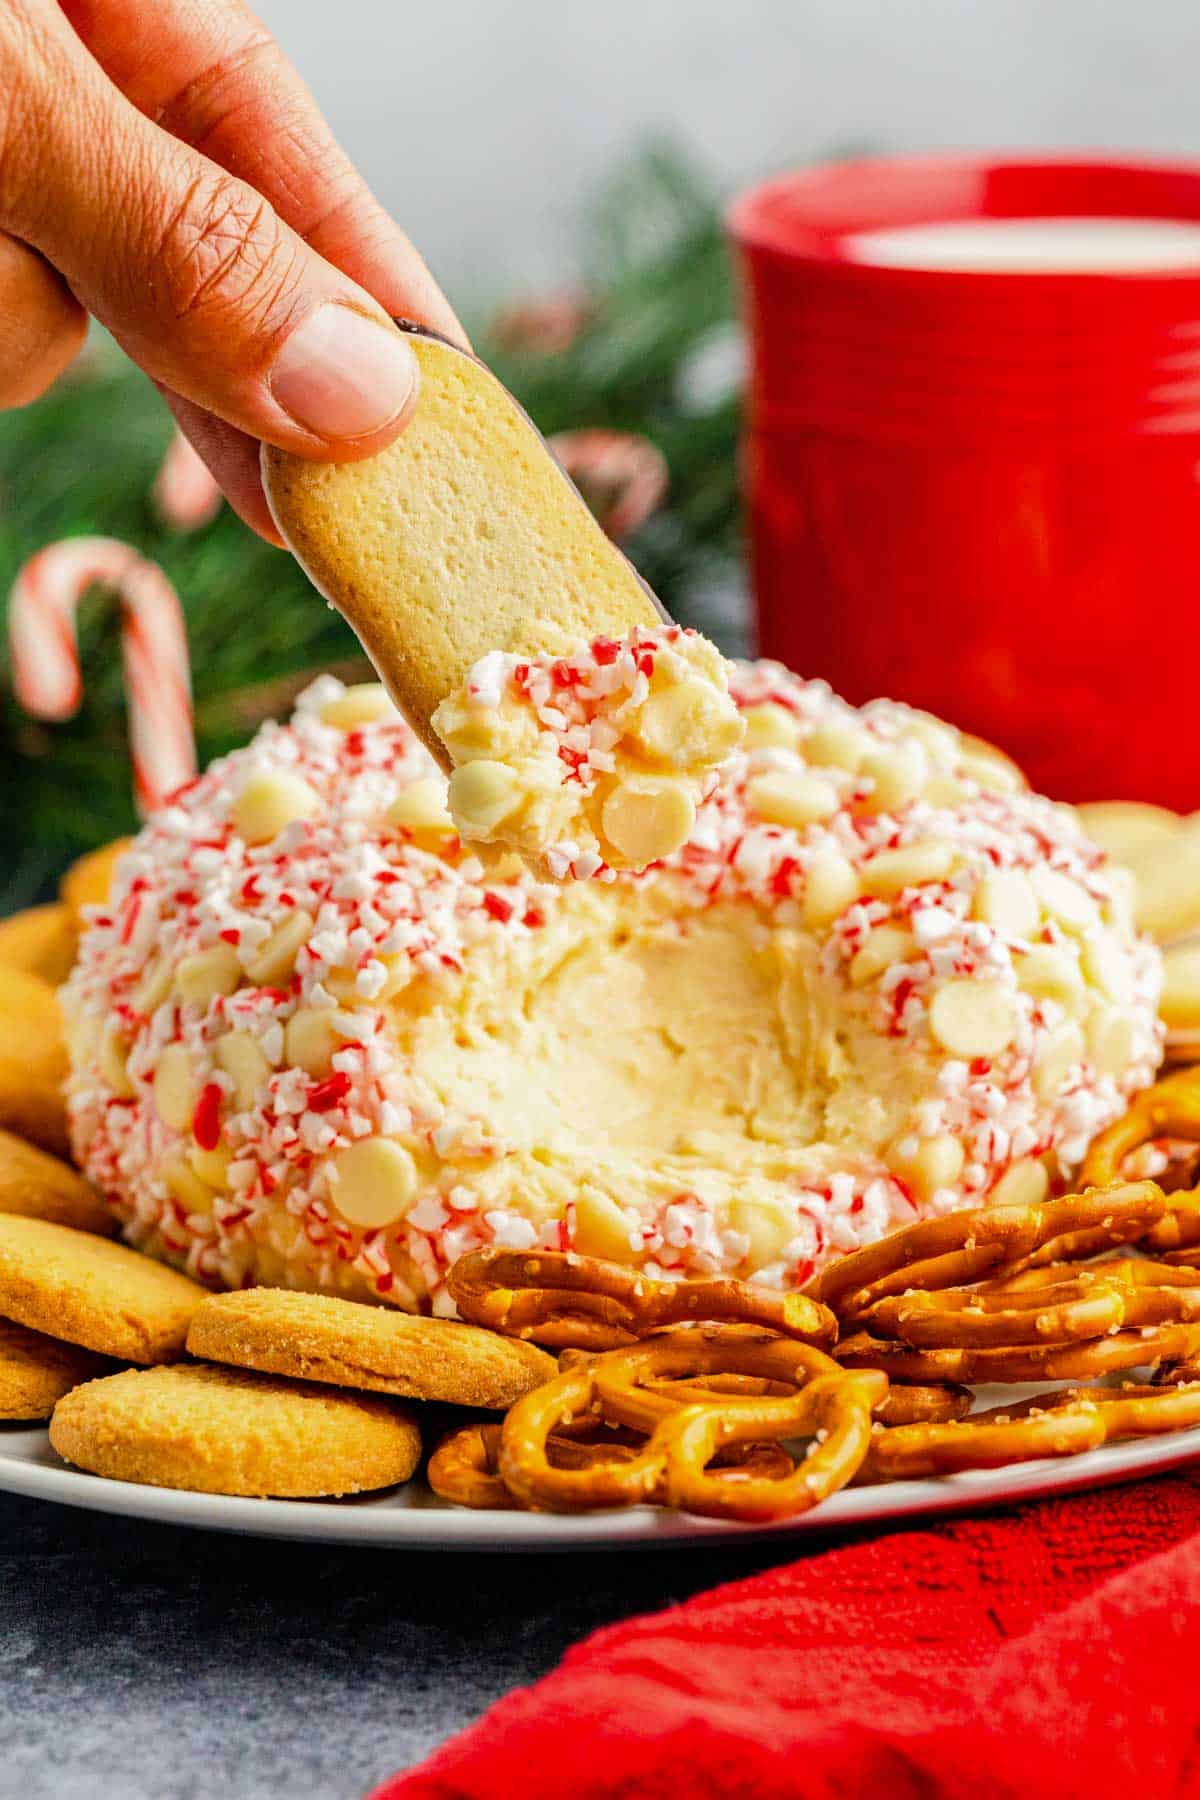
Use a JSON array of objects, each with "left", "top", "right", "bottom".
[{"left": 60, "top": 0, "right": 468, "bottom": 347}]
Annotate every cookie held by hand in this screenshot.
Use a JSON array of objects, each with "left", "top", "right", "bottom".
[
  {"left": 49, "top": 1363, "right": 421, "bottom": 1497},
  {"left": 188, "top": 1287, "right": 556, "bottom": 1408},
  {"left": 262, "top": 324, "right": 661, "bottom": 764}
]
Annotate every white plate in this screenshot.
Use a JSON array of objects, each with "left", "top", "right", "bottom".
[{"left": 2, "top": 1418, "right": 1199, "bottom": 1550}]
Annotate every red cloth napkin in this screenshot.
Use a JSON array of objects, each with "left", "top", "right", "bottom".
[{"left": 376, "top": 1472, "right": 1200, "bottom": 1799}]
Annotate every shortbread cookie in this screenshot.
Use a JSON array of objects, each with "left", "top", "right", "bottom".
[
  {"left": 0, "top": 1215, "right": 204, "bottom": 1362},
  {"left": 49, "top": 1363, "right": 421, "bottom": 1497},
  {"left": 0, "top": 904, "right": 78, "bottom": 985},
  {"left": 1074, "top": 805, "right": 1200, "bottom": 945},
  {"left": 0, "top": 966, "right": 70, "bottom": 1155},
  {"left": 188, "top": 1287, "right": 555, "bottom": 1408},
  {"left": 262, "top": 324, "right": 661, "bottom": 764},
  {"left": 0, "top": 1130, "right": 114, "bottom": 1235},
  {"left": 0, "top": 1316, "right": 107, "bottom": 1419},
  {"left": 432, "top": 626, "right": 745, "bottom": 876},
  {"left": 60, "top": 839, "right": 133, "bottom": 919}
]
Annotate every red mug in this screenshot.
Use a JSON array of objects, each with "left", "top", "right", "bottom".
[{"left": 728, "top": 155, "right": 1200, "bottom": 808}]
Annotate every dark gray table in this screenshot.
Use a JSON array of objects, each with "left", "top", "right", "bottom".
[{"left": 0, "top": 1486, "right": 827, "bottom": 1799}]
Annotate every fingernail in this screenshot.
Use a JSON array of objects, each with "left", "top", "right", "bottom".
[{"left": 270, "top": 305, "right": 417, "bottom": 442}]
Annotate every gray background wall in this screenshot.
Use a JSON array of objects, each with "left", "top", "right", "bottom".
[{"left": 256, "top": 0, "right": 1200, "bottom": 297}]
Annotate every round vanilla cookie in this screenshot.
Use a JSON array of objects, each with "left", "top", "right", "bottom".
[
  {"left": 0, "top": 1215, "right": 205, "bottom": 1362},
  {"left": 0, "top": 1130, "right": 115, "bottom": 1236},
  {"left": 0, "top": 965, "right": 70, "bottom": 1156},
  {"left": 60, "top": 839, "right": 133, "bottom": 921},
  {"left": 62, "top": 667, "right": 1162, "bottom": 1311},
  {"left": 188, "top": 1287, "right": 555, "bottom": 1408},
  {"left": 49, "top": 1363, "right": 422, "bottom": 1497},
  {"left": 0, "top": 1316, "right": 108, "bottom": 1420},
  {"left": 0, "top": 904, "right": 78, "bottom": 985}
]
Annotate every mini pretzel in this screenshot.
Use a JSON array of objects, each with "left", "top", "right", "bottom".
[
  {"left": 983, "top": 1256, "right": 1200, "bottom": 1296},
  {"left": 427, "top": 1421, "right": 641, "bottom": 1510},
  {"left": 861, "top": 1267, "right": 1200, "bottom": 1351},
  {"left": 498, "top": 1331, "right": 884, "bottom": 1515},
  {"left": 806, "top": 1182, "right": 1165, "bottom": 1320},
  {"left": 449, "top": 1248, "right": 836, "bottom": 1351},
  {"left": 838, "top": 1321, "right": 1200, "bottom": 1386},
  {"left": 1080, "top": 1068, "right": 1200, "bottom": 1191},
  {"left": 861, "top": 1381, "right": 1200, "bottom": 1482},
  {"left": 874, "top": 1383, "right": 973, "bottom": 1427}
]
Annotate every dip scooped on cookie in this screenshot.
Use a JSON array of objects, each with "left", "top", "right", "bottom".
[{"left": 262, "top": 324, "right": 742, "bottom": 877}]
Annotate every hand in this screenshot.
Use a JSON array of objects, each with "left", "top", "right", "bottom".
[{"left": 0, "top": 0, "right": 467, "bottom": 541}]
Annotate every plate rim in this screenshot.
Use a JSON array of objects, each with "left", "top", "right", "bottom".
[{"left": 2, "top": 1422, "right": 1199, "bottom": 1552}]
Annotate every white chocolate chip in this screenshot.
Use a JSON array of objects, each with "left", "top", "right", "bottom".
[
  {"left": 631, "top": 680, "right": 741, "bottom": 766},
  {"left": 859, "top": 739, "right": 928, "bottom": 813},
  {"left": 848, "top": 924, "right": 915, "bottom": 987},
  {"left": 923, "top": 772, "right": 968, "bottom": 808},
  {"left": 133, "top": 956, "right": 173, "bottom": 1016},
  {"left": 803, "top": 720, "right": 872, "bottom": 773},
  {"left": 741, "top": 703, "right": 801, "bottom": 750},
  {"left": 1081, "top": 931, "right": 1135, "bottom": 1004},
  {"left": 1087, "top": 1008, "right": 1136, "bottom": 1075},
  {"left": 802, "top": 848, "right": 861, "bottom": 929},
  {"left": 600, "top": 777, "right": 695, "bottom": 867},
  {"left": 243, "top": 909, "right": 314, "bottom": 987},
  {"left": 888, "top": 1132, "right": 965, "bottom": 1201},
  {"left": 214, "top": 1031, "right": 270, "bottom": 1111},
  {"left": 447, "top": 760, "right": 526, "bottom": 835},
  {"left": 959, "top": 744, "right": 1025, "bottom": 794},
  {"left": 232, "top": 771, "right": 322, "bottom": 846},
  {"left": 990, "top": 1158, "right": 1049, "bottom": 1208},
  {"left": 152, "top": 1042, "right": 198, "bottom": 1132},
  {"left": 318, "top": 683, "right": 396, "bottom": 730},
  {"left": 1033, "top": 1021, "right": 1085, "bottom": 1100},
  {"left": 746, "top": 770, "right": 839, "bottom": 831},
  {"left": 573, "top": 1188, "right": 637, "bottom": 1261},
  {"left": 1031, "top": 866, "right": 1099, "bottom": 933},
  {"left": 904, "top": 712, "right": 960, "bottom": 762},
  {"left": 175, "top": 944, "right": 242, "bottom": 1006},
  {"left": 328, "top": 1137, "right": 419, "bottom": 1229},
  {"left": 928, "top": 979, "right": 1016, "bottom": 1059},
  {"left": 163, "top": 1157, "right": 214, "bottom": 1211},
  {"left": 98, "top": 1025, "right": 134, "bottom": 1099},
  {"left": 1015, "top": 944, "right": 1086, "bottom": 1011},
  {"left": 386, "top": 778, "right": 454, "bottom": 839},
  {"left": 284, "top": 1007, "right": 344, "bottom": 1077},
  {"left": 861, "top": 841, "right": 956, "bottom": 898},
  {"left": 973, "top": 868, "right": 1041, "bottom": 940},
  {"left": 189, "top": 1143, "right": 232, "bottom": 1190},
  {"left": 727, "top": 1195, "right": 802, "bottom": 1268}
]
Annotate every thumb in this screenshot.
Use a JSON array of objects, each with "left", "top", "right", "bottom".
[{"left": 1, "top": 7, "right": 419, "bottom": 458}]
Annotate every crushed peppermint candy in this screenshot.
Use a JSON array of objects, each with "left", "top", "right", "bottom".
[{"left": 62, "top": 664, "right": 1162, "bottom": 1314}]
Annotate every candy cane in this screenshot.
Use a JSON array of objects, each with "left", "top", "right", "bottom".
[
  {"left": 548, "top": 429, "right": 669, "bottom": 542},
  {"left": 153, "top": 429, "right": 222, "bottom": 531},
  {"left": 8, "top": 536, "right": 196, "bottom": 815}
]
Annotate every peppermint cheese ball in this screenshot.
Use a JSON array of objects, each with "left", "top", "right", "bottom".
[{"left": 62, "top": 663, "right": 1163, "bottom": 1314}]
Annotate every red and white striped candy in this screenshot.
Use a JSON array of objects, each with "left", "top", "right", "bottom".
[
  {"left": 8, "top": 536, "right": 196, "bottom": 814},
  {"left": 153, "top": 430, "right": 222, "bottom": 532}
]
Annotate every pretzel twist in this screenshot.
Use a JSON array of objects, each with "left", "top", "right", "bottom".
[
  {"left": 497, "top": 1330, "right": 884, "bottom": 1516},
  {"left": 805, "top": 1182, "right": 1165, "bottom": 1321},
  {"left": 838, "top": 1321, "right": 1200, "bottom": 1386},
  {"left": 449, "top": 1248, "right": 836, "bottom": 1351},
  {"left": 860, "top": 1381, "right": 1200, "bottom": 1482}
]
